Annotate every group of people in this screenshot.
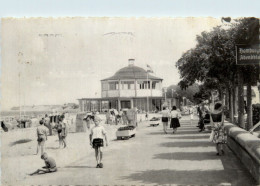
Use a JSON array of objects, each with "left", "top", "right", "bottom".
[
  {"left": 32, "top": 115, "right": 68, "bottom": 176},
  {"left": 36, "top": 114, "right": 68, "bottom": 156},
  {"left": 161, "top": 103, "right": 227, "bottom": 156},
  {"left": 31, "top": 112, "right": 109, "bottom": 175},
  {"left": 161, "top": 106, "right": 182, "bottom": 134},
  {"left": 195, "top": 102, "right": 226, "bottom": 156}
]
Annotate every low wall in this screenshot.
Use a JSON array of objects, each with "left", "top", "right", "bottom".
[{"left": 224, "top": 122, "right": 260, "bottom": 184}]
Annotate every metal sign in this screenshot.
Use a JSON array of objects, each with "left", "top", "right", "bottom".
[{"left": 236, "top": 44, "right": 260, "bottom": 65}]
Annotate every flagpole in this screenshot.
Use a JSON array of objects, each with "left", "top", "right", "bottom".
[{"left": 147, "top": 70, "right": 149, "bottom": 113}]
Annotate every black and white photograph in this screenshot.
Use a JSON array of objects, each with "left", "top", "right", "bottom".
[{"left": 0, "top": 7, "right": 260, "bottom": 186}]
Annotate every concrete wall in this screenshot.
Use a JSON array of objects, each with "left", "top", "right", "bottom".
[{"left": 224, "top": 122, "right": 260, "bottom": 184}]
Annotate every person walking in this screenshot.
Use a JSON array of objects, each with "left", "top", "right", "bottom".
[
  {"left": 189, "top": 107, "right": 194, "bottom": 125},
  {"left": 89, "top": 116, "right": 108, "bottom": 168},
  {"left": 59, "top": 117, "right": 68, "bottom": 148},
  {"left": 145, "top": 111, "right": 149, "bottom": 121},
  {"left": 161, "top": 107, "right": 170, "bottom": 134},
  {"left": 197, "top": 105, "right": 203, "bottom": 127},
  {"left": 83, "top": 113, "right": 93, "bottom": 130},
  {"left": 170, "top": 106, "right": 182, "bottom": 133},
  {"left": 44, "top": 114, "right": 52, "bottom": 136},
  {"left": 209, "top": 103, "right": 226, "bottom": 156},
  {"left": 36, "top": 120, "right": 49, "bottom": 155}
]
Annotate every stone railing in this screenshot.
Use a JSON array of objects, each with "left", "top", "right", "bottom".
[{"left": 224, "top": 122, "right": 260, "bottom": 184}]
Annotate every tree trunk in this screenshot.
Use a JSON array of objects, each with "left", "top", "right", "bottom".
[
  {"left": 229, "top": 88, "right": 234, "bottom": 123},
  {"left": 246, "top": 83, "right": 253, "bottom": 130},
  {"left": 232, "top": 85, "right": 238, "bottom": 124},
  {"left": 238, "top": 70, "right": 245, "bottom": 128}
]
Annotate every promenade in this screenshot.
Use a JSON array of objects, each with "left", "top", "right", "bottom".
[{"left": 2, "top": 115, "right": 257, "bottom": 185}]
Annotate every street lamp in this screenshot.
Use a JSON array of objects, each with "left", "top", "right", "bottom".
[{"left": 163, "top": 87, "right": 167, "bottom": 102}]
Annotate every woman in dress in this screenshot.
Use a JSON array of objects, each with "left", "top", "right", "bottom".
[
  {"left": 161, "top": 107, "right": 170, "bottom": 134},
  {"left": 170, "top": 106, "right": 181, "bottom": 133},
  {"left": 210, "top": 103, "right": 226, "bottom": 155}
]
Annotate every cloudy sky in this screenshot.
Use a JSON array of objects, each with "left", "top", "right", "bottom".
[{"left": 1, "top": 17, "right": 221, "bottom": 110}]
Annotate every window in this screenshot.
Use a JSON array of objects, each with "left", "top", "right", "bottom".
[
  {"left": 152, "top": 81, "right": 160, "bottom": 89},
  {"left": 121, "top": 81, "right": 135, "bottom": 90},
  {"left": 138, "top": 81, "right": 150, "bottom": 89},
  {"left": 102, "top": 82, "right": 108, "bottom": 91},
  {"left": 108, "top": 82, "right": 119, "bottom": 90}
]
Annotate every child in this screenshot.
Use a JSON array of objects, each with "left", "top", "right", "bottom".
[
  {"left": 29, "top": 153, "right": 57, "bottom": 176},
  {"left": 89, "top": 116, "right": 108, "bottom": 168}
]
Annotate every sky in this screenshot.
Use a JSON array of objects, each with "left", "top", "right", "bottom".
[
  {"left": 1, "top": 17, "right": 222, "bottom": 110},
  {"left": 1, "top": 0, "right": 259, "bottom": 110},
  {"left": 0, "top": 0, "right": 260, "bottom": 17}
]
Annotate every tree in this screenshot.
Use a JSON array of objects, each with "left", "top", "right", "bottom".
[
  {"left": 166, "top": 83, "right": 200, "bottom": 104},
  {"left": 176, "top": 17, "right": 259, "bottom": 129}
]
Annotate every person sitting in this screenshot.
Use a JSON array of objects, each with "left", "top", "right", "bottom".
[{"left": 29, "top": 152, "right": 57, "bottom": 176}]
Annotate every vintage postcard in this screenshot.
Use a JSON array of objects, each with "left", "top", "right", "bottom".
[{"left": 1, "top": 17, "right": 259, "bottom": 185}]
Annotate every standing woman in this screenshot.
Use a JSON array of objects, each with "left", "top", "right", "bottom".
[
  {"left": 60, "top": 117, "right": 68, "bottom": 148},
  {"left": 161, "top": 107, "right": 170, "bottom": 134},
  {"left": 210, "top": 103, "right": 226, "bottom": 156},
  {"left": 170, "top": 106, "right": 181, "bottom": 133},
  {"left": 55, "top": 118, "right": 63, "bottom": 148}
]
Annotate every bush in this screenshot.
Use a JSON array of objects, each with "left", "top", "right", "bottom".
[{"left": 253, "top": 104, "right": 260, "bottom": 125}]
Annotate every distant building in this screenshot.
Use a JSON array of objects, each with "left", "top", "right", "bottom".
[{"left": 78, "top": 59, "right": 179, "bottom": 112}]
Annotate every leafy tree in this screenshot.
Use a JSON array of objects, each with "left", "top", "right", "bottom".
[
  {"left": 176, "top": 17, "right": 259, "bottom": 129},
  {"left": 166, "top": 83, "right": 200, "bottom": 104}
]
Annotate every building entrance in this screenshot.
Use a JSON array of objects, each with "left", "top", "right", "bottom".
[{"left": 121, "top": 100, "right": 131, "bottom": 109}]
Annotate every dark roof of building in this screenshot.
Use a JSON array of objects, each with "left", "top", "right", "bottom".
[{"left": 101, "top": 65, "right": 163, "bottom": 81}]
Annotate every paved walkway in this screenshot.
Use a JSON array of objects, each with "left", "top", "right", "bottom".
[{"left": 19, "top": 117, "right": 256, "bottom": 185}]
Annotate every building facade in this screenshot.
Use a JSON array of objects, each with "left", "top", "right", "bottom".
[{"left": 78, "top": 59, "right": 179, "bottom": 112}]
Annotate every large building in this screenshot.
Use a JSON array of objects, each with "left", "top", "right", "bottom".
[{"left": 78, "top": 59, "right": 179, "bottom": 112}]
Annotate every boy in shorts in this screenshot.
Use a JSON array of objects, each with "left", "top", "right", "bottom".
[
  {"left": 89, "top": 116, "right": 108, "bottom": 168},
  {"left": 29, "top": 152, "right": 57, "bottom": 176}
]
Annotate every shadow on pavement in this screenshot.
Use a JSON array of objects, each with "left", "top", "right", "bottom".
[
  {"left": 9, "top": 139, "right": 32, "bottom": 146},
  {"left": 148, "top": 132, "right": 166, "bottom": 135},
  {"left": 159, "top": 141, "right": 213, "bottom": 148},
  {"left": 120, "top": 168, "right": 255, "bottom": 185},
  {"left": 167, "top": 135, "right": 209, "bottom": 140},
  {"left": 176, "top": 130, "right": 211, "bottom": 134},
  {"left": 153, "top": 152, "right": 219, "bottom": 160},
  {"left": 177, "top": 127, "right": 198, "bottom": 130},
  {"left": 172, "top": 131, "right": 201, "bottom": 134},
  {"left": 65, "top": 166, "right": 94, "bottom": 169},
  {"left": 46, "top": 147, "right": 60, "bottom": 150}
]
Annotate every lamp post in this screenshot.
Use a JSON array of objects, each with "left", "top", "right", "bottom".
[{"left": 163, "top": 87, "right": 167, "bottom": 102}]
